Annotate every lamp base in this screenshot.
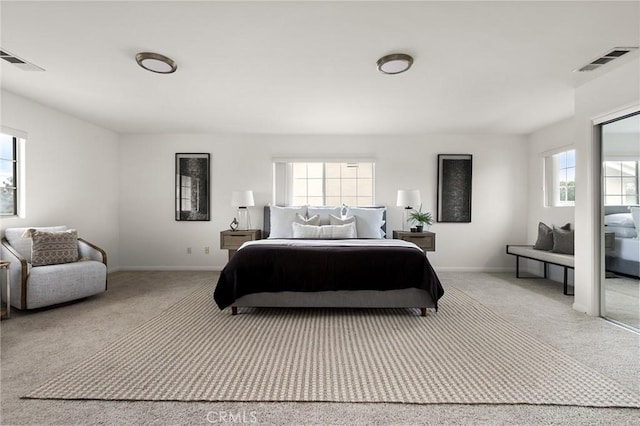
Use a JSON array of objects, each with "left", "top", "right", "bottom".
[
  {"left": 403, "top": 207, "right": 412, "bottom": 231},
  {"left": 237, "top": 207, "right": 252, "bottom": 230}
]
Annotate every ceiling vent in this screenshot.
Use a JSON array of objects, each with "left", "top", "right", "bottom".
[
  {"left": 0, "top": 48, "right": 45, "bottom": 71},
  {"left": 575, "top": 47, "right": 638, "bottom": 72}
]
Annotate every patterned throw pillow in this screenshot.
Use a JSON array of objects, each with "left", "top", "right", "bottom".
[{"left": 30, "top": 229, "right": 79, "bottom": 266}]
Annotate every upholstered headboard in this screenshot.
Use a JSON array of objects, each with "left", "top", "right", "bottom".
[{"left": 262, "top": 206, "right": 387, "bottom": 238}]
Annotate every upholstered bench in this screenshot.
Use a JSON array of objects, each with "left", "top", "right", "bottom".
[{"left": 505, "top": 245, "right": 574, "bottom": 295}]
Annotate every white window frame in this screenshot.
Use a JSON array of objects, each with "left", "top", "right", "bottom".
[
  {"left": 273, "top": 158, "right": 376, "bottom": 206},
  {"left": 0, "top": 127, "right": 26, "bottom": 217},
  {"left": 542, "top": 146, "right": 575, "bottom": 207},
  {"left": 603, "top": 160, "right": 639, "bottom": 206}
]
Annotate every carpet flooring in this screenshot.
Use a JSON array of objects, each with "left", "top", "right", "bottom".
[{"left": 24, "top": 282, "right": 640, "bottom": 408}]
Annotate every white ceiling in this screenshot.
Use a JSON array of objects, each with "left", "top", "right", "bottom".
[{"left": 1, "top": 1, "right": 639, "bottom": 135}]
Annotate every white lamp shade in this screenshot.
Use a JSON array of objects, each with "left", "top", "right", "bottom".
[
  {"left": 396, "top": 189, "right": 421, "bottom": 208},
  {"left": 231, "top": 190, "right": 255, "bottom": 207}
]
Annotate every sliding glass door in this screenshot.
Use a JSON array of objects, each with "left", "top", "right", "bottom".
[{"left": 600, "top": 112, "right": 640, "bottom": 331}]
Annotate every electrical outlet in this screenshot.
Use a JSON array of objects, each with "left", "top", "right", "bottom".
[
  {"left": 187, "top": 247, "right": 192, "bottom": 254},
  {"left": 204, "top": 246, "right": 210, "bottom": 254}
]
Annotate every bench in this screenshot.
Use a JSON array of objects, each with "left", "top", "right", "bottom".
[{"left": 505, "top": 245, "right": 574, "bottom": 295}]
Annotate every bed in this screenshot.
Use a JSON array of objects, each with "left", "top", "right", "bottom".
[
  {"left": 604, "top": 206, "right": 640, "bottom": 278},
  {"left": 214, "top": 205, "right": 444, "bottom": 316}
]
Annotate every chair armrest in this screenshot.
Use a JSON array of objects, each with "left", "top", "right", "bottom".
[
  {"left": 78, "top": 238, "right": 107, "bottom": 267},
  {"left": 1, "top": 237, "right": 29, "bottom": 309}
]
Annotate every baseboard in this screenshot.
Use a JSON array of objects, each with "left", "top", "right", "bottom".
[
  {"left": 114, "top": 266, "right": 224, "bottom": 272},
  {"left": 434, "top": 266, "right": 513, "bottom": 273},
  {"left": 572, "top": 302, "right": 591, "bottom": 315},
  {"left": 112, "top": 266, "right": 510, "bottom": 273}
]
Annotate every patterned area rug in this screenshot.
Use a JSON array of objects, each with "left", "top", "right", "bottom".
[{"left": 24, "top": 284, "right": 640, "bottom": 407}]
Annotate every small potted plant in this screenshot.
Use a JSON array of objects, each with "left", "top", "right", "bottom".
[{"left": 409, "top": 205, "right": 433, "bottom": 232}]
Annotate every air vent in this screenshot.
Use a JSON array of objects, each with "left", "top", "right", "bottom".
[
  {"left": 0, "top": 48, "right": 45, "bottom": 71},
  {"left": 575, "top": 47, "right": 638, "bottom": 72}
]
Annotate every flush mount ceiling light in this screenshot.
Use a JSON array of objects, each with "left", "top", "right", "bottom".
[
  {"left": 376, "top": 53, "right": 413, "bottom": 75},
  {"left": 135, "top": 52, "right": 177, "bottom": 74}
]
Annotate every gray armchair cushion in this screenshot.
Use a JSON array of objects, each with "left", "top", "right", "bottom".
[{"left": 26, "top": 260, "right": 106, "bottom": 309}]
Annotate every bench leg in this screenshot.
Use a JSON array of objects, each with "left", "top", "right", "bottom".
[{"left": 516, "top": 256, "right": 521, "bottom": 278}]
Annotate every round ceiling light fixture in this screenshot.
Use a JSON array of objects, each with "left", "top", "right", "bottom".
[
  {"left": 376, "top": 53, "right": 413, "bottom": 75},
  {"left": 135, "top": 52, "right": 177, "bottom": 74}
]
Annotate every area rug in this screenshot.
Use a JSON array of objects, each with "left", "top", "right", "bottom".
[{"left": 24, "top": 284, "right": 640, "bottom": 407}]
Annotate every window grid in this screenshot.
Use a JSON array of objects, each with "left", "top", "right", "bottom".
[
  {"left": 291, "top": 162, "right": 374, "bottom": 206},
  {"left": 603, "top": 160, "right": 639, "bottom": 205},
  {"left": 557, "top": 150, "right": 575, "bottom": 205}
]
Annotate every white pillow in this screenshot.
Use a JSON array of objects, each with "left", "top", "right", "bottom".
[
  {"left": 605, "top": 226, "right": 637, "bottom": 239},
  {"left": 604, "top": 213, "right": 635, "bottom": 228},
  {"left": 630, "top": 207, "right": 640, "bottom": 232},
  {"left": 295, "top": 213, "right": 320, "bottom": 226},
  {"left": 292, "top": 222, "right": 357, "bottom": 239},
  {"left": 345, "top": 207, "right": 386, "bottom": 238},
  {"left": 322, "top": 222, "right": 357, "bottom": 239},
  {"left": 308, "top": 206, "right": 342, "bottom": 225},
  {"left": 330, "top": 214, "right": 355, "bottom": 225},
  {"left": 269, "top": 205, "right": 308, "bottom": 238}
]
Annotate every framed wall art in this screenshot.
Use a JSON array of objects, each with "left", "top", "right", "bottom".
[
  {"left": 175, "top": 153, "right": 210, "bottom": 221},
  {"left": 437, "top": 154, "right": 472, "bottom": 223}
]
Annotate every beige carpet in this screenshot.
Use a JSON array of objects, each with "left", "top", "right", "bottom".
[{"left": 24, "top": 283, "right": 640, "bottom": 407}]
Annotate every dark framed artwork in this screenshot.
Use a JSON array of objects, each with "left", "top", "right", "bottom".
[
  {"left": 175, "top": 153, "right": 210, "bottom": 221},
  {"left": 437, "top": 154, "right": 472, "bottom": 223}
]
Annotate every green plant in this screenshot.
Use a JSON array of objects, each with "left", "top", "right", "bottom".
[{"left": 409, "top": 205, "right": 433, "bottom": 226}]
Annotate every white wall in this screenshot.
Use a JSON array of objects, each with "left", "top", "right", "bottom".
[
  {"left": 119, "top": 133, "right": 529, "bottom": 271},
  {"left": 1, "top": 90, "right": 530, "bottom": 274},
  {"left": 0, "top": 91, "right": 120, "bottom": 269},
  {"left": 524, "top": 118, "right": 575, "bottom": 281},
  {"left": 573, "top": 58, "right": 640, "bottom": 316},
  {"left": 526, "top": 118, "right": 575, "bottom": 240}
]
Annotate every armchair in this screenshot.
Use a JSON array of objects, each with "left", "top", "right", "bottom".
[{"left": 1, "top": 226, "right": 107, "bottom": 310}]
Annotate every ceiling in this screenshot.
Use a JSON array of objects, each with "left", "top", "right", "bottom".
[{"left": 1, "top": 1, "right": 639, "bottom": 136}]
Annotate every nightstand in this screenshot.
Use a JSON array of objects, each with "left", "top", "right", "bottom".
[
  {"left": 604, "top": 232, "right": 615, "bottom": 251},
  {"left": 220, "top": 229, "right": 262, "bottom": 261},
  {"left": 392, "top": 230, "right": 436, "bottom": 253}
]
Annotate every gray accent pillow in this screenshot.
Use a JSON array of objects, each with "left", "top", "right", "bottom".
[
  {"left": 533, "top": 222, "right": 570, "bottom": 251},
  {"left": 533, "top": 222, "right": 554, "bottom": 250},
  {"left": 552, "top": 227, "right": 574, "bottom": 255}
]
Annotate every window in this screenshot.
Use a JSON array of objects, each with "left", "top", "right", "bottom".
[
  {"left": 603, "top": 160, "right": 639, "bottom": 205},
  {"left": 274, "top": 161, "right": 375, "bottom": 206},
  {"left": 544, "top": 149, "right": 575, "bottom": 207},
  {"left": 0, "top": 133, "right": 18, "bottom": 216}
]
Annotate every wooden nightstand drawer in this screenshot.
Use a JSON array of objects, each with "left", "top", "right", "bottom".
[
  {"left": 221, "top": 233, "right": 254, "bottom": 249},
  {"left": 220, "top": 229, "right": 262, "bottom": 261},
  {"left": 392, "top": 230, "right": 436, "bottom": 252}
]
